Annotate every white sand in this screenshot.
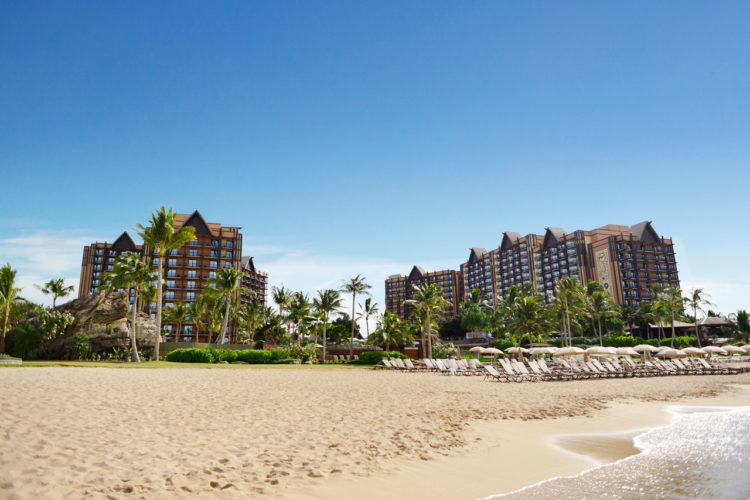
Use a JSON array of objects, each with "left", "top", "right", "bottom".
[{"left": 1, "top": 367, "right": 748, "bottom": 499}]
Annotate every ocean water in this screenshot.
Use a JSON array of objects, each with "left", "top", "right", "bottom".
[{"left": 484, "top": 406, "right": 750, "bottom": 500}]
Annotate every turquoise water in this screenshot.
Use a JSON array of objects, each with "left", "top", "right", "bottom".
[{"left": 484, "top": 406, "right": 750, "bottom": 500}]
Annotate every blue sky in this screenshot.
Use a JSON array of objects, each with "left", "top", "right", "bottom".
[{"left": 1, "top": 1, "right": 749, "bottom": 318}]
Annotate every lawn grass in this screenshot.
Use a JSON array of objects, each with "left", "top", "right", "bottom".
[{"left": 5, "top": 360, "right": 371, "bottom": 369}]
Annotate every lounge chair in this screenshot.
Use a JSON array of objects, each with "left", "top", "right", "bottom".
[
  {"left": 620, "top": 357, "right": 656, "bottom": 377},
  {"left": 433, "top": 358, "right": 454, "bottom": 375},
  {"left": 599, "top": 360, "right": 630, "bottom": 378},
  {"left": 526, "top": 360, "right": 555, "bottom": 381},
  {"left": 483, "top": 365, "right": 511, "bottom": 382},
  {"left": 498, "top": 359, "right": 524, "bottom": 382},
  {"left": 390, "top": 357, "right": 408, "bottom": 371},
  {"left": 403, "top": 358, "right": 426, "bottom": 372},
  {"left": 537, "top": 358, "right": 577, "bottom": 380},
  {"left": 375, "top": 358, "right": 394, "bottom": 369},
  {"left": 568, "top": 359, "right": 599, "bottom": 379}
]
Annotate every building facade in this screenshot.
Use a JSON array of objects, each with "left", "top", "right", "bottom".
[
  {"left": 385, "top": 221, "right": 679, "bottom": 319},
  {"left": 240, "top": 256, "right": 268, "bottom": 307},
  {"left": 79, "top": 210, "right": 268, "bottom": 342},
  {"left": 385, "top": 266, "right": 461, "bottom": 321}
]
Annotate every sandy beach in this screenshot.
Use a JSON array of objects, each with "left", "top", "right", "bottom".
[{"left": 1, "top": 366, "right": 749, "bottom": 499}]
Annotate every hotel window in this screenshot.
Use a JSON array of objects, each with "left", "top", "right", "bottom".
[
  {"left": 189, "top": 240, "right": 198, "bottom": 246},
  {"left": 210, "top": 261, "right": 218, "bottom": 268},
  {"left": 225, "top": 251, "right": 233, "bottom": 258},
  {"left": 167, "top": 270, "right": 176, "bottom": 277},
  {"left": 167, "top": 280, "right": 175, "bottom": 287},
  {"left": 187, "top": 281, "right": 196, "bottom": 289},
  {"left": 95, "top": 249, "right": 103, "bottom": 255},
  {"left": 168, "top": 249, "right": 178, "bottom": 255},
  {"left": 94, "top": 257, "right": 102, "bottom": 263},
  {"left": 188, "top": 259, "right": 197, "bottom": 267},
  {"left": 94, "top": 265, "right": 101, "bottom": 271},
  {"left": 187, "top": 270, "right": 196, "bottom": 278},
  {"left": 211, "top": 240, "right": 219, "bottom": 247},
  {"left": 165, "top": 291, "right": 175, "bottom": 299},
  {"left": 107, "top": 265, "right": 113, "bottom": 271},
  {"left": 186, "top": 292, "right": 195, "bottom": 300},
  {"left": 210, "top": 250, "right": 218, "bottom": 257},
  {"left": 209, "top": 271, "right": 216, "bottom": 278},
  {"left": 153, "top": 257, "right": 160, "bottom": 265},
  {"left": 189, "top": 249, "right": 198, "bottom": 256},
  {"left": 168, "top": 258, "right": 177, "bottom": 266}
]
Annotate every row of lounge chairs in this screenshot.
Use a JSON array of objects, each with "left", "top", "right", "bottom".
[
  {"left": 331, "top": 354, "right": 359, "bottom": 362},
  {"left": 374, "top": 355, "right": 747, "bottom": 381}
]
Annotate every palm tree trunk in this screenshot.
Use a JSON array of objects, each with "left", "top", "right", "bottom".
[
  {"left": 693, "top": 305, "right": 703, "bottom": 347},
  {"left": 131, "top": 291, "right": 141, "bottom": 362},
  {"left": 176, "top": 320, "right": 182, "bottom": 343},
  {"left": 1, "top": 301, "right": 10, "bottom": 354},
  {"left": 53, "top": 296, "right": 57, "bottom": 309},
  {"left": 365, "top": 314, "right": 370, "bottom": 338},
  {"left": 219, "top": 297, "right": 230, "bottom": 345},
  {"left": 154, "top": 256, "right": 164, "bottom": 360},
  {"left": 598, "top": 319, "right": 603, "bottom": 346},
  {"left": 426, "top": 309, "right": 432, "bottom": 359},
  {"left": 349, "top": 292, "right": 356, "bottom": 357},
  {"left": 322, "top": 321, "right": 327, "bottom": 364},
  {"left": 671, "top": 311, "right": 676, "bottom": 348}
]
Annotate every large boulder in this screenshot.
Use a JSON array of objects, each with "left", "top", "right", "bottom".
[{"left": 43, "top": 291, "right": 158, "bottom": 358}]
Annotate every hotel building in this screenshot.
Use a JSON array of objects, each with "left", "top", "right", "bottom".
[
  {"left": 385, "top": 221, "right": 679, "bottom": 319},
  {"left": 385, "top": 266, "right": 461, "bottom": 321},
  {"left": 78, "top": 210, "right": 268, "bottom": 342}
]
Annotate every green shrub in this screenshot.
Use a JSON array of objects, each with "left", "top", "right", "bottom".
[
  {"left": 353, "top": 351, "right": 406, "bottom": 364},
  {"left": 6, "top": 324, "right": 41, "bottom": 359},
  {"left": 210, "top": 347, "right": 238, "bottom": 363},
  {"left": 166, "top": 348, "right": 217, "bottom": 363},
  {"left": 432, "top": 343, "right": 457, "bottom": 359},
  {"left": 38, "top": 310, "right": 75, "bottom": 342},
  {"left": 659, "top": 336, "right": 696, "bottom": 347},
  {"left": 236, "top": 349, "right": 273, "bottom": 364},
  {"left": 602, "top": 335, "right": 644, "bottom": 347},
  {"left": 288, "top": 344, "right": 318, "bottom": 363},
  {"left": 494, "top": 339, "right": 515, "bottom": 351},
  {"left": 67, "top": 333, "right": 91, "bottom": 360},
  {"left": 644, "top": 339, "right": 661, "bottom": 347},
  {"left": 0, "top": 353, "right": 21, "bottom": 360}
]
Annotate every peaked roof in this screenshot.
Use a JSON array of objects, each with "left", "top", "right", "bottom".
[
  {"left": 180, "top": 210, "right": 212, "bottom": 236},
  {"left": 542, "top": 227, "right": 566, "bottom": 249},
  {"left": 408, "top": 265, "right": 426, "bottom": 280},
  {"left": 111, "top": 231, "right": 138, "bottom": 251},
  {"left": 240, "top": 256, "right": 256, "bottom": 273},
  {"left": 629, "top": 221, "right": 660, "bottom": 243},
  {"left": 468, "top": 247, "right": 488, "bottom": 264},
  {"left": 500, "top": 232, "right": 522, "bottom": 250}
]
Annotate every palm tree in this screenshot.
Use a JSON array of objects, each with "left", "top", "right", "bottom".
[
  {"left": 240, "top": 298, "right": 264, "bottom": 345},
  {"left": 163, "top": 301, "right": 189, "bottom": 343},
  {"left": 137, "top": 206, "right": 196, "bottom": 360},
  {"left": 288, "top": 292, "right": 313, "bottom": 345},
  {"left": 38, "top": 278, "right": 74, "bottom": 308},
  {"left": 272, "top": 284, "right": 293, "bottom": 333},
  {"left": 187, "top": 298, "right": 207, "bottom": 341},
  {"left": 313, "top": 289, "right": 342, "bottom": 363},
  {"left": 583, "top": 290, "right": 618, "bottom": 346},
  {"left": 554, "top": 276, "right": 584, "bottom": 347},
  {"left": 732, "top": 310, "right": 750, "bottom": 343},
  {"left": 404, "top": 283, "right": 449, "bottom": 359},
  {"left": 340, "top": 274, "right": 372, "bottom": 357},
  {"left": 357, "top": 297, "right": 379, "bottom": 339},
  {"left": 656, "top": 287, "right": 686, "bottom": 348},
  {"left": 506, "top": 294, "right": 549, "bottom": 360},
  {"left": 0, "top": 263, "right": 22, "bottom": 354},
  {"left": 207, "top": 267, "right": 245, "bottom": 345},
  {"left": 368, "top": 311, "right": 413, "bottom": 350},
  {"left": 103, "top": 253, "right": 156, "bottom": 362},
  {"left": 686, "top": 288, "right": 713, "bottom": 347}
]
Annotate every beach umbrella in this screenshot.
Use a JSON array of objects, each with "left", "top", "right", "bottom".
[
  {"left": 614, "top": 347, "right": 640, "bottom": 356},
  {"left": 586, "top": 346, "right": 616, "bottom": 355},
  {"left": 529, "top": 347, "right": 555, "bottom": 355},
  {"left": 469, "top": 346, "right": 485, "bottom": 354},
  {"left": 703, "top": 346, "right": 728, "bottom": 356},
  {"left": 505, "top": 346, "right": 530, "bottom": 360},
  {"left": 722, "top": 345, "right": 744, "bottom": 355},
  {"left": 480, "top": 347, "right": 502, "bottom": 358},
  {"left": 633, "top": 344, "right": 660, "bottom": 352},
  {"left": 681, "top": 347, "right": 705, "bottom": 357},
  {"left": 553, "top": 346, "right": 585, "bottom": 357},
  {"left": 656, "top": 348, "right": 683, "bottom": 357},
  {"left": 740, "top": 345, "right": 750, "bottom": 354}
]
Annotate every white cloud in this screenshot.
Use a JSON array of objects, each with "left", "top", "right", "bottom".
[{"left": 0, "top": 231, "right": 107, "bottom": 306}]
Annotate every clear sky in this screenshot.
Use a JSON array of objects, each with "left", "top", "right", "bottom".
[{"left": 1, "top": 1, "right": 749, "bottom": 321}]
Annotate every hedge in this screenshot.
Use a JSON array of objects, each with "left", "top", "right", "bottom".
[{"left": 166, "top": 347, "right": 292, "bottom": 364}]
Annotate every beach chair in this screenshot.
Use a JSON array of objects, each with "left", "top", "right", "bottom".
[
  {"left": 374, "top": 358, "right": 394, "bottom": 370},
  {"left": 390, "top": 357, "right": 408, "bottom": 371},
  {"left": 697, "top": 358, "right": 734, "bottom": 375},
  {"left": 537, "top": 358, "right": 577, "bottom": 380},
  {"left": 483, "top": 365, "right": 511, "bottom": 382},
  {"left": 620, "top": 357, "right": 654, "bottom": 377},
  {"left": 466, "top": 358, "right": 485, "bottom": 375},
  {"left": 671, "top": 358, "right": 701, "bottom": 375},
  {"left": 526, "top": 360, "right": 553, "bottom": 381},
  {"left": 422, "top": 358, "right": 439, "bottom": 372},
  {"left": 598, "top": 360, "right": 629, "bottom": 378},
  {"left": 433, "top": 359, "right": 454, "bottom": 375},
  {"left": 498, "top": 359, "right": 524, "bottom": 382},
  {"left": 584, "top": 360, "right": 611, "bottom": 378},
  {"left": 568, "top": 359, "right": 598, "bottom": 379},
  {"left": 403, "top": 358, "right": 426, "bottom": 372}
]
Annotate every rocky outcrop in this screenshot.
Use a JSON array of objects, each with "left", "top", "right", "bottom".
[{"left": 44, "top": 291, "right": 159, "bottom": 358}]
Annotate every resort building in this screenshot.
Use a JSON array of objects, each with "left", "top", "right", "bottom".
[
  {"left": 78, "top": 210, "right": 269, "bottom": 342},
  {"left": 385, "top": 221, "right": 680, "bottom": 317},
  {"left": 385, "top": 266, "right": 461, "bottom": 321},
  {"left": 457, "top": 221, "right": 678, "bottom": 307}
]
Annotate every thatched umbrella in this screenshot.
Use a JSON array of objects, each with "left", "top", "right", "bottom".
[
  {"left": 614, "top": 347, "right": 640, "bottom": 357},
  {"left": 722, "top": 345, "right": 745, "bottom": 355},
  {"left": 703, "top": 346, "right": 728, "bottom": 356},
  {"left": 656, "top": 347, "right": 683, "bottom": 358},
  {"left": 480, "top": 347, "right": 503, "bottom": 361},
  {"left": 681, "top": 347, "right": 705, "bottom": 357},
  {"left": 529, "top": 347, "right": 556, "bottom": 356},
  {"left": 553, "top": 346, "right": 585, "bottom": 357},
  {"left": 740, "top": 345, "right": 750, "bottom": 354},
  {"left": 505, "top": 346, "right": 530, "bottom": 360},
  {"left": 633, "top": 344, "right": 659, "bottom": 361}
]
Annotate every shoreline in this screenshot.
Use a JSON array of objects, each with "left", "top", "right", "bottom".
[{"left": 281, "top": 384, "right": 750, "bottom": 500}]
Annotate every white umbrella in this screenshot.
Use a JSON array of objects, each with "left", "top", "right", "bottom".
[
  {"left": 740, "top": 345, "right": 750, "bottom": 354},
  {"left": 505, "top": 347, "right": 530, "bottom": 354},
  {"left": 586, "top": 346, "right": 616, "bottom": 355},
  {"left": 553, "top": 346, "right": 585, "bottom": 356},
  {"left": 656, "top": 348, "right": 683, "bottom": 357},
  {"left": 480, "top": 347, "right": 502, "bottom": 356},
  {"left": 703, "top": 346, "right": 728, "bottom": 355},
  {"left": 469, "top": 346, "right": 485, "bottom": 354},
  {"left": 722, "top": 345, "right": 745, "bottom": 355},
  {"left": 529, "top": 347, "right": 555, "bottom": 355},
  {"left": 633, "top": 344, "right": 660, "bottom": 352},
  {"left": 615, "top": 347, "right": 640, "bottom": 356},
  {"left": 681, "top": 347, "right": 705, "bottom": 356}
]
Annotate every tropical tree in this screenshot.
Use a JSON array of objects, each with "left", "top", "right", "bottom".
[
  {"left": 506, "top": 294, "right": 549, "bottom": 360},
  {"left": 37, "top": 278, "right": 74, "bottom": 308},
  {"left": 340, "top": 274, "right": 372, "bottom": 357},
  {"left": 656, "top": 287, "right": 686, "bottom": 348},
  {"left": 206, "top": 267, "right": 245, "bottom": 345},
  {"left": 404, "top": 283, "right": 449, "bottom": 359},
  {"left": 686, "top": 288, "right": 713, "bottom": 347},
  {"left": 583, "top": 290, "right": 618, "bottom": 346},
  {"left": 102, "top": 253, "right": 157, "bottom": 362},
  {"left": 731, "top": 310, "right": 750, "bottom": 343},
  {"left": 368, "top": 311, "right": 414, "bottom": 350},
  {"left": 240, "top": 298, "right": 265, "bottom": 345},
  {"left": 313, "top": 289, "right": 342, "bottom": 363},
  {"left": 554, "top": 276, "right": 584, "bottom": 347},
  {"left": 357, "top": 297, "right": 379, "bottom": 339},
  {"left": 163, "top": 301, "right": 189, "bottom": 343},
  {"left": 0, "top": 263, "right": 22, "bottom": 354},
  {"left": 288, "top": 292, "right": 313, "bottom": 345},
  {"left": 137, "top": 206, "right": 196, "bottom": 359}
]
